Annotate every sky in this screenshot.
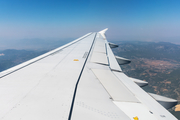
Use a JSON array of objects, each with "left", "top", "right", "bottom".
[{"left": 0, "top": 0, "right": 180, "bottom": 46}]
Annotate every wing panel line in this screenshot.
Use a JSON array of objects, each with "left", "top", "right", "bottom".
[{"left": 68, "top": 33, "right": 97, "bottom": 120}]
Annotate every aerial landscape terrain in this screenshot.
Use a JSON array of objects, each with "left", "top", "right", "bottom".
[{"left": 0, "top": 40, "right": 180, "bottom": 119}]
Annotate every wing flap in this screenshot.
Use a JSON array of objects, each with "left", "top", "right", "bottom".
[
  {"left": 90, "top": 35, "right": 108, "bottom": 65},
  {"left": 93, "top": 40, "right": 106, "bottom": 53},
  {"left": 114, "top": 102, "right": 158, "bottom": 120},
  {"left": 90, "top": 52, "right": 108, "bottom": 65},
  {"left": 105, "top": 40, "right": 122, "bottom": 72},
  {"left": 91, "top": 69, "right": 139, "bottom": 102}
]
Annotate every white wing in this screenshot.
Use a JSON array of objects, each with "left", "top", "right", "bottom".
[{"left": 0, "top": 29, "right": 177, "bottom": 120}]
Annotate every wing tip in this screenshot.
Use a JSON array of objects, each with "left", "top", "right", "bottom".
[
  {"left": 99, "top": 28, "right": 108, "bottom": 34},
  {"left": 98, "top": 28, "right": 108, "bottom": 39}
]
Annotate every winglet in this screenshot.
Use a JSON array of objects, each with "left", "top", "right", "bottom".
[{"left": 99, "top": 28, "right": 108, "bottom": 39}]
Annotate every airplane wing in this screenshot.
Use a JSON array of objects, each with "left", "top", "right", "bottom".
[{"left": 0, "top": 29, "right": 178, "bottom": 120}]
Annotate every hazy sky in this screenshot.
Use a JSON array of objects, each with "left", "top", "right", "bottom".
[{"left": 0, "top": 0, "right": 180, "bottom": 44}]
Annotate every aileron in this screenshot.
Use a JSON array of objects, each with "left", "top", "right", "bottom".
[{"left": 91, "top": 69, "right": 139, "bottom": 102}]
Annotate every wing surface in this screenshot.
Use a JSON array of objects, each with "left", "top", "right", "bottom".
[{"left": 0, "top": 29, "right": 178, "bottom": 120}]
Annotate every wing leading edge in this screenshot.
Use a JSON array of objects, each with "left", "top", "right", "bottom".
[{"left": 0, "top": 29, "right": 178, "bottom": 120}]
